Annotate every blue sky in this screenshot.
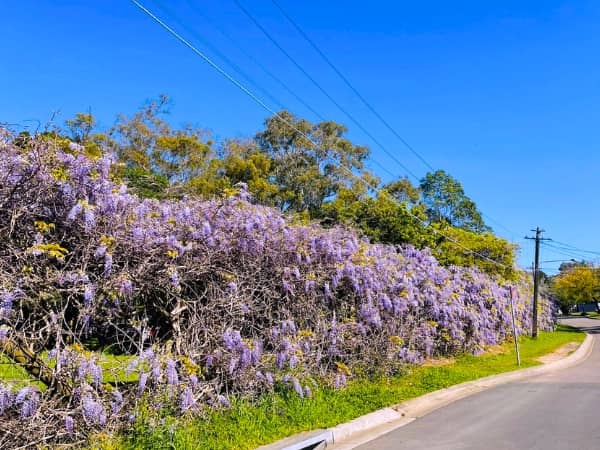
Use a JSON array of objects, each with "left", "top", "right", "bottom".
[{"left": 2, "top": 0, "right": 600, "bottom": 271}]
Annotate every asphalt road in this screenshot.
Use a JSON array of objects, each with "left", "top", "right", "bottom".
[{"left": 356, "top": 317, "right": 600, "bottom": 450}]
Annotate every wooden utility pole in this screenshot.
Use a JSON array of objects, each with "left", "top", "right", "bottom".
[{"left": 525, "top": 227, "right": 551, "bottom": 338}]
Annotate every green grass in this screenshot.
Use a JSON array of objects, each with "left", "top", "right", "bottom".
[
  {"left": 99, "top": 324, "right": 584, "bottom": 450},
  {"left": 96, "top": 353, "right": 138, "bottom": 384},
  {"left": 570, "top": 311, "right": 600, "bottom": 319},
  {"left": 0, "top": 353, "right": 46, "bottom": 389},
  {"left": 0, "top": 350, "right": 137, "bottom": 389}
]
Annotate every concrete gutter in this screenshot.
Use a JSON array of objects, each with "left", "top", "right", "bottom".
[
  {"left": 258, "top": 333, "right": 593, "bottom": 450},
  {"left": 257, "top": 430, "right": 333, "bottom": 450}
]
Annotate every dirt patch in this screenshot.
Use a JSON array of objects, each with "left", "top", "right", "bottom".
[
  {"left": 423, "top": 357, "right": 455, "bottom": 367},
  {"left": 536, "top": 342, "right": 580, "bottom": 364},
  {"left": 481, "top": 344, "right": 507, "bottom": 356}
]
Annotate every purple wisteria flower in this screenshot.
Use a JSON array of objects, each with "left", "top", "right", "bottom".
[
  {"left": 65, "top": 416, "right": 74, "bottom": 434},
  {"left": 217, "top": 395, "right": 231, "bottom": 408},
  {"left": 179, "top": 387, "right": 195, "bottom": 412},
  {"left": 138, "top": 372, "right": 149, "bottom": 396},
  {"left": 0, "top": 131, "right": 557, "bottom": 447},
  {"left": 0, "top": 384, "right": 14, "bottom": 415},
  {"left": 82, "top": 395, "right": 107, "bottom": 425},
  {"left": 292, "top": 378, "right": 304, "bottom": 397},
  {"left": 83, "top": 284, "right": 95, "bottom": 306},
  {"left": 111, "top": 390, "right": 124, "bottom": 414},
  {"left": 15, "top": 387, "right": 39, "bottom": 418},
  {"left": 103, "top": 253, "right": 113, "bottom": 276},
  {"left": 165, "top": 359, "right": 179, "bottom": 385}
]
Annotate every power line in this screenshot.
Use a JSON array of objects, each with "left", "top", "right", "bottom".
[
  {"left": 545, "top": 239, "right": 600, "bottom": 256},
  {"left": 542, "top": 242, "right": 596, "bottom": 259},
  {"left": 140, "top": 0, "right": 400, "bottom": 184},
  {"left": 150, "top": 1, "right": 396, "bottom": 183},
  {"left": 269, "top": 0, "right": 435, "bottom": 173},
  {"left": 181, "top": 0, "right": 326, "bottom": 121},
  {"left": 154, "top": 1, "right": 286, "bottom": 111},
  {"left": 156, "top": 0, "right": 520, "bottom": 245},
  {"left": 232, "top": 0, "right": 420, "bottom": 181},
  {"left": 539, "top": 243, "right": 579, "bottom": 259},
  {"left": 480, "top": 212, "right": 520, "bottom": 241},
  {"left": 130, "top": 0, "right": 511, "bottom": 271},
  {"left": 130, "top": 0, "right": 380, "bottom": 191},
  {"left": 128, "top": 1, "right": 315, "bottom": 150},
  {"left": 266, "top": 0, "right": 521, "bottom": 243},
  {"left": 540, "top": 242, "right": 591, "bottom": 261}
]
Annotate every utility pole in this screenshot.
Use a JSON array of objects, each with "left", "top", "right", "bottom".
[{"left": 525, "top": 227, "right": 551, "bottom": 338}]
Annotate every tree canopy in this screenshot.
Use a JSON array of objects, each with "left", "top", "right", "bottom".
[
  {"left": 255, "top": 110, "right": 375, "bottom": 213},
  {"left": 56, "top": 96, "right": 515, "bottom": 279},
  {"left": 551, "top": 265, "right": 600, "bottom": 311},
  {"left": 420, "top": 170, "right": 490, "bottom": 233}
]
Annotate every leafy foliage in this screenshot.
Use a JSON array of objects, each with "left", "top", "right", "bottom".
[
  {"left": 420, "top": 170, "right": 489, "bottom": 233},
  {"left": 551, "top": 265, "right": 600, "bottom": 311},
  {"left": 255, "top": 110, "right": 375, "bottom": 213},
  {"left": 432, "top": 226, "right": 518, "bottom": 280},
  {"left": 108, "top": 95, "right": 213, "bottom": 185},
  {"left": 384, "top": 176, "right": 421, "bottom": 204},
  {"left": 320, "top": 188, "right": 435, "bottom": 248}
]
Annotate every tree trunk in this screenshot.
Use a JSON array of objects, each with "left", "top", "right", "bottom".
[{"left": 0, "top": 335, "right": 72, "bottom": 396}]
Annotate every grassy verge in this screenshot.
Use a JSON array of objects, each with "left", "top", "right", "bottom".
[
  {"left": 96, "top": 324, "right": 584, "bottom": 450},
  {"left": 0, "top": 351, "right": 136, "bottom": 389},
  {"left": 0, "top": 353, "right": 44, "bottom": 389}
]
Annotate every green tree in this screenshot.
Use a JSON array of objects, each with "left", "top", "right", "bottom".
[
  {"left": 186, "top": 139, "right": 279, "bottom": 203},
  {"left": 117, "top": 165, "right": 169, "bottom": 199},
  {"left": 63, "top": 112, "right": 107, "bottom": 159},
  {"left": 551, "top": 265, "right": 600, "bottom": 312},
  {"left": 255, "top": 110, "right": 375, "bottom": 213},
  {"left": 384, "top": 176, "right": 420, "bottom": 204},
  {"left": 109, "top": 95, "right": 213, "bottom": 185},
  {"left": 321, "top": 188, "right": 434, "bottom": 248},
  {"left": 420, "top": 170, "right": 489, "bottom": 233},
  {"left": 558, "top": 260, "right": 585, "bottom": 273},
  {"left": 65, "top": 112, "right": 96, "bottom": 143},
  {"left": 432, "top": 226, "right": 518, "bottom": 279}
]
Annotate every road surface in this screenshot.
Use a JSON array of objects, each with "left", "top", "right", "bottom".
[{"left": 356, "top": 317, "right": 600, "bottom": 450}]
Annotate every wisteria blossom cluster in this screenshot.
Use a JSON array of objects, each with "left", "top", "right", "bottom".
[{"left": 0, "top": 130, "right": 555, "bottom": 446}]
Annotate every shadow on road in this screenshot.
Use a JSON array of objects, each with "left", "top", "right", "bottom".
[{"left": 559, "top": 316, "right": 600, "bottom": 335}]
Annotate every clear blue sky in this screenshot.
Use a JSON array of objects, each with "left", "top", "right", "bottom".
[{"left": 2, "top": 0, "right": 600, "bottom": 271}]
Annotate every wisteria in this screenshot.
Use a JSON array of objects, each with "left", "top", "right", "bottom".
[{"left": 0, "top": 130, "right": 555, "bottom": 447}]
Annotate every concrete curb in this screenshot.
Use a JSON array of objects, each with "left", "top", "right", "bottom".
[{"left": 258, "top": 333, "right": 594, "bottom": 450}]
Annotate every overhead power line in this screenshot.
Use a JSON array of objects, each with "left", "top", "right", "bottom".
[
  {"left": 540, "top": 242, "right": 594, "bottom": 261},
  {"left": 265, "top": 0, "right": 520, "bottom": 242},
  {"left": 154, "top": 1, "right": 285, "bottom": 111},
  {"left": 269, "top": 0, "right": 436, "bottom": 173},
  {"left": 153, "top": 1, "right": 397, "bottom": 182},
  {"left": 232, "top": 0, "right": 420, "bottom": 181},
  {"left": 180, "top": 0, "right": 326, "bottom": 121},
  {"left": 480, "top": 212, "right": 520, "bottom": 242},
  {"left": 130, "top": 0, "right": 512, "bottom": 272},
  {"left": 545, "top": 240, "right": 600, "bottom": 256},
  {"left": 159, "top": 0, "right": 520, "bottom": 244},
  {"left": 130, "top": 0, "right": 385, "bottom": 188}
]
